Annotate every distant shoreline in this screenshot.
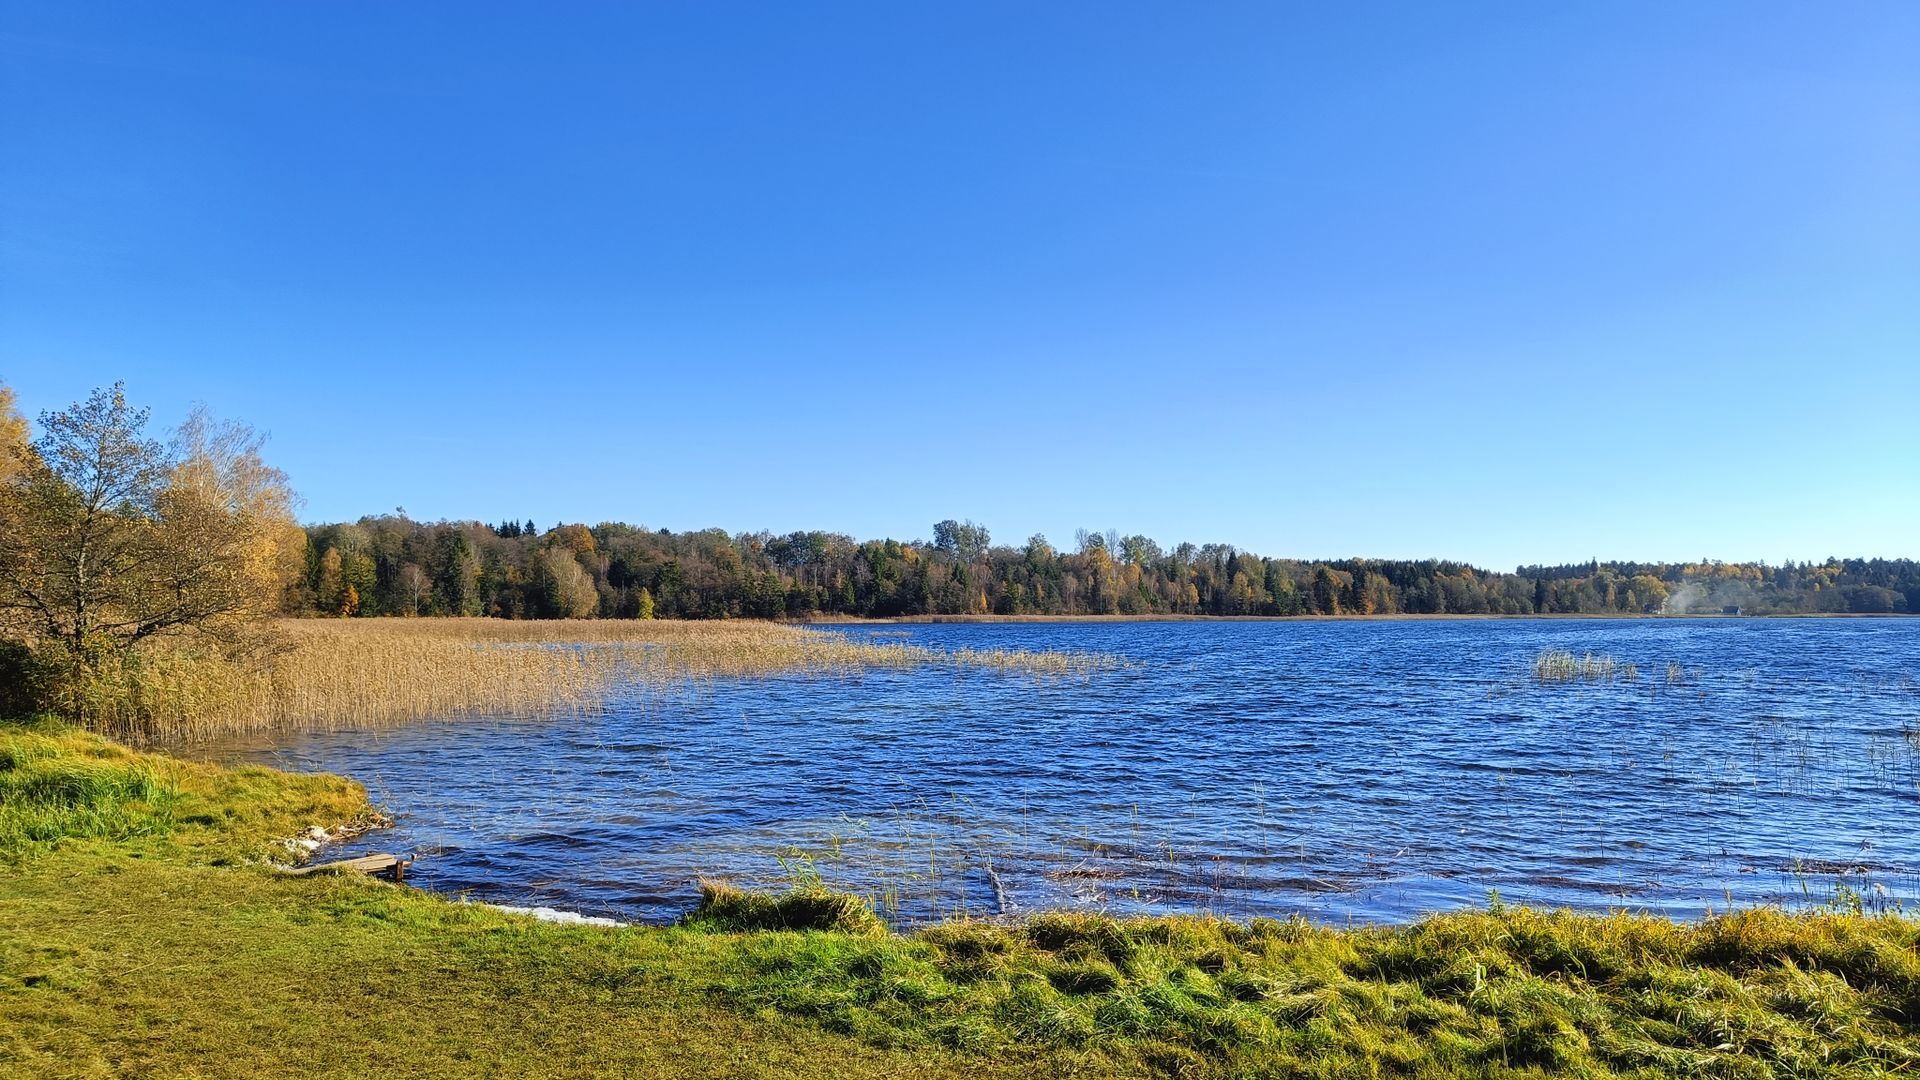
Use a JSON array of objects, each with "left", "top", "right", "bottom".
[{"left": 807, "top": 612, "right": 1917, "bottom": 624}]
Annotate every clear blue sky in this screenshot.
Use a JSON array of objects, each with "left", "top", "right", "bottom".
[{"left": 2, "top": 3, "right": 1914, "bottom": 570}]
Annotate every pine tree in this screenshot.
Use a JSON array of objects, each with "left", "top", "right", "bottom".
[{"left": 1311, "top": 567, "right": 1340, "bottom": 615}]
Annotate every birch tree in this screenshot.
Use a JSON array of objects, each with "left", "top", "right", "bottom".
[{"left": 0, "top": 384, "right": 302, "bottom": 664}]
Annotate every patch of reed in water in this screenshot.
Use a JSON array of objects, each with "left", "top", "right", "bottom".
[{"left": 1532, "top": 649, "right": 1624, "bottom": 683}]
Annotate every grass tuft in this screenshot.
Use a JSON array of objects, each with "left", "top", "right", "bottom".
[{"left": 684, "top": 880, "right": 889, "bottom": 935}]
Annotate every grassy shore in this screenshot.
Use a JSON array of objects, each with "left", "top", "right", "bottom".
[{"left": 5, "top": 722, "right": 1919, "bottom": 1078}]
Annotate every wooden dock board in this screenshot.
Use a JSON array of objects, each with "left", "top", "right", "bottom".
[{"left": 281, "top": 853, "right": 408, "bottom": 881}]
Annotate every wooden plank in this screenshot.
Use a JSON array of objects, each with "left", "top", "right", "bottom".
[{"left": 281, "top": 853, "right": 405, "bottom": 880}]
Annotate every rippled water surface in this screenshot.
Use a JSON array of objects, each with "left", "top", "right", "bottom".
[{"left": 210, "top": 619, "right": 1920, "bottom": 925}]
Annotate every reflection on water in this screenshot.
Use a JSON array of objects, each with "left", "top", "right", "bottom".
[{"left": 208, "top": 619, "right": 1920, "bottom": 925}]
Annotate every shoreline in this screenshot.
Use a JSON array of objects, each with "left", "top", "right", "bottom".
[
  {"left": 9, "top": 723, "right": 1920, "bottom": 1076},
  {"left": 804, "top": 611, "right": 1917, "bottom": 624}
]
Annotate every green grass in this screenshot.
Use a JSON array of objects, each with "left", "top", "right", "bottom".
[
  {"left": 0, "top": 717, "right": 371, "bottom": 864},
  {"left": 685, "top": 879, "right": 891, "bottom": 935},
  {"left": 697, "top": 906, "right": 1920, "bottom": 1077},
  {"left": 0, "top": 722, "right": 176, "bottom": 855},
  {"left": 5, "top": 721, "right": 1919, "bottom": 1078}
]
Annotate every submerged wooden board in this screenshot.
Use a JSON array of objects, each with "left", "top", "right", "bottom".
[{"left": 281, "top": 853, "right": 407, "bottom": 881}]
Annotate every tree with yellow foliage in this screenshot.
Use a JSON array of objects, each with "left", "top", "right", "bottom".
[
  {"left": 0, "top": 383, "right": 27, "bottom": 485},
  {"left": 536, "top": 548, "right": 599, "bottom": 618},
  {"left": 0, "top": 384, "right": 303, "bottom": 689}
]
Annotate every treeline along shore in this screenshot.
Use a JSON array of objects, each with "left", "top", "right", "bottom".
[
  {"left": 1, "top": 380, "right": 1914, "bottom": 738},
  {"left": 295, "top": 514, "right": 1920, "bottom": 622}
]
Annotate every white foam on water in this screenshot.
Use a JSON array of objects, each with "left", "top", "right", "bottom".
[{"left": 481, "top": 902, "right": 626, "bottom": 928}]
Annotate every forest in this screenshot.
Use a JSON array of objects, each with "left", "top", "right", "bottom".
[{"left": 290, "top": 516, "right": 1920, "bottom": 621}]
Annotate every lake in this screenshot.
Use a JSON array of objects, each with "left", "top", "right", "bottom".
[{"left": 209, "top": 618, "right": 1920, "bottom": 926}]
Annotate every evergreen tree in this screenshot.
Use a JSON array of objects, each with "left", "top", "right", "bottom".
[{"left": 1311, "top": 567, "right": 1339, "bottom": 615}]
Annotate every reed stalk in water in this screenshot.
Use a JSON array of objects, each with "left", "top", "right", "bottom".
[{"left": 1532, "top": 649, "right": 1621, "bottom": 683}]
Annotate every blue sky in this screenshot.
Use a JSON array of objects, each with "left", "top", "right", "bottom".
[{"left": 2, "top": 3, "right": 1914, "bottom": 570}]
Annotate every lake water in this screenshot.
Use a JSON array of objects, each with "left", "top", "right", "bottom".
[{"left": 209, "top": 619, "right": 1920, "bottom": 926}]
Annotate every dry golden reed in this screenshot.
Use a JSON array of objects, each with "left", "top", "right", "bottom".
[
  {"left": 1532, "top": 648, "right": 1621, "bottom": 683},
  {"left": 110, "top": 619, "right": 1112, "bottom": 742}
]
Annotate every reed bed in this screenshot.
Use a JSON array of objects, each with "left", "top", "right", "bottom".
[
  {"left": 109, "top": 619, "right": 1113, "bottom": 743},
  {"left": 1532, "top": 648, "right": 1623, "bottom": 683}
]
